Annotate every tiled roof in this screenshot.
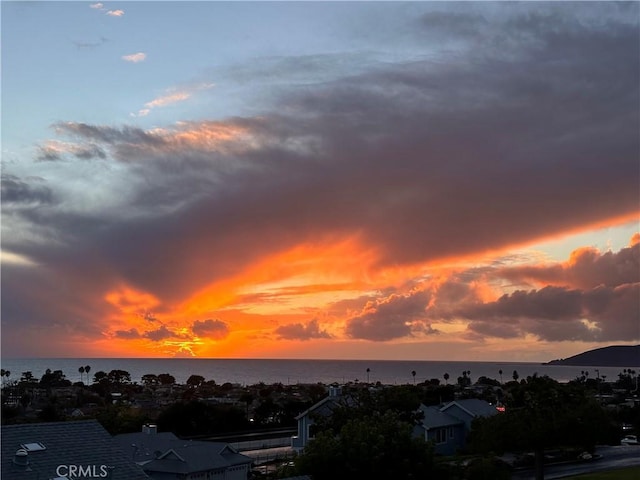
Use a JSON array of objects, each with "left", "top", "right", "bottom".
[
  {"left": 114, "top": 431, "right": 252, "bottom": 475},
  {"left": 1, "top": 419, "right": 150, "bottom": 480}
]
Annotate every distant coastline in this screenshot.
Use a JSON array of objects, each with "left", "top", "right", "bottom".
[
  {"left": 0, "top": 358, "right": 634, "bottom": 386},
  {"left": 545, "top": 345, "right": 640, "bottom": 367}
]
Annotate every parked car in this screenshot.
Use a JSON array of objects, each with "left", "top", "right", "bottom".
[
  {"left": 621, "top": 435, "right": 638, "bottom": 445},
  {"left": 577, "top": 451, "right": 592, "bottom": 460}
]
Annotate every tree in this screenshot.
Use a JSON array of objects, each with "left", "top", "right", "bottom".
[
  {"left": 294, "top": 410, "right": 436, "bottom": 480},
  {"left": 40, "top": 369, "right": 70, "bottom": 388},
  {"left": 186, "top": 375, "right": 205, "bottom": 388},
  {"left": 20, "top": 371, "right": 35, "bottom": 384},
  {"left": 458, "top": 371, "right": 471, "bottom": 387},
  {"left": 141, "top": 374, "right": 159, "bottom": 387},
  {"left": 107, "top": 369, "right": 131, "bottom": 385},
  {"left": 366, "top": 368, "right": 370, "bottom": 383},
  {"left": 499, "top": 369, "right": 503, "bottom": 384},
  {"left": 469, "top": 375, "right": 616, "bottom": 480},
  {"left": 84, "top": 365, "right": 91, "bottom": 383},
  {"left": 513, "top": 370, "right": 519, "bottom": 382},
  {"left": 158, "top": 373, "right": 176, "bottom": 385},
  {"left": 156, "top": 400, "right": 248, "bottom": 436},
  {"left": 443, "top": 372, "right": 450, "bottom": 385},
  {"left": 79, "top": 366, "right": 85, "bottom": 384},
  {"left": 93, "top": 371, "right": 108, "bottom": 384},
  {"left": 411, "top": 370, "right": 416, "bottom": 384},
  {"left": 0, "top": 369, "right": 10, "bottom": 387}
]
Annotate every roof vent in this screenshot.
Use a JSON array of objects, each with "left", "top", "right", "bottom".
[
  {"left": 142, "top": 423, "right": 157, "bottom": 434},
  {"left": 13, "top": 448, "right": 29, "bottom": 467}
]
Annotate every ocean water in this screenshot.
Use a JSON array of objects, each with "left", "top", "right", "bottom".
[{"left": 0, "top": 358, "right": 632, "bottom": 386}]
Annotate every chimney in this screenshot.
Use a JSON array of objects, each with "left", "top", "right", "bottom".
[
  {"left": 142, "top": 424, "right": 157, "bottom": 434},
  {"left": 13, "top": 448, "right": 29, "bottom": 468}
]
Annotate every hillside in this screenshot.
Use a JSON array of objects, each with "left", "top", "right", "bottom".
[{"left": 546, "top": 345, "right": 640, "bottom": 367}]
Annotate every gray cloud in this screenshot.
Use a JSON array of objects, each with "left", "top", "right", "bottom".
[
  {"left": 461, "top": 283, "right": 639, "bottom": 342},
  {"left": 192, "top": 319, "right": 229, "bottom": 339},
  {"left": 1, "top": 175, "right": 55, "bottom": 206},
  {"left": 346, "top": 290, "right": 434, "bottom": 341},
  {"left": 275, "top": 319, "right": 332, "bottom": 341},
  {"left": 498, "top": 241, "right": 640, "bottom": 290},
  {"left": 114, "top": 325, "right": 190, "bottom": 342},
  {"left": 144, "top": 325, "right": 177, "bottom": 342},
  {"left": 114, "top": 328, "right": 142, "bottom": 339}
]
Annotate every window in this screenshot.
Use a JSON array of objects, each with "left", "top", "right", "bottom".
[
  {"left": 435, "top": 428, "right": 448, "bottom": 444},
  {"left": 448, "top": 427, "right": 454, "bottom": 439}
]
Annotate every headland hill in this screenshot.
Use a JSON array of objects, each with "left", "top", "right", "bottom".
[{"left": 545, "top": 345, "right": 640, "bottom": 367}]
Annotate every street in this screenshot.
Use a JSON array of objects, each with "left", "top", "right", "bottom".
[{"left": 512, "top": 445, "right": 640, "bottom": 479}]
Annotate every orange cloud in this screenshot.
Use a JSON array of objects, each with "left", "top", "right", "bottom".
[{"left": 133, "top": 83, "right": 214, "bottom": 117}]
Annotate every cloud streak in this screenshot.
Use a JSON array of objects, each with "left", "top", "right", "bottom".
[{"left": 132, "top": 83, "right": 214, "bottom": 117}]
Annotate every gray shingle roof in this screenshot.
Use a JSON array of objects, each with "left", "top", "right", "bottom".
[
  {"left": 114, "top": 431, "right": 252, "bottom": 475},
  {"left": 418, "top": 405, "right": 464, "bottom": 429},
  {"left": 442, "top": 399, "right": 499, "bottom": 418},
  {"left": 1, "top": 419, "right": 150, "bottom": 480}
]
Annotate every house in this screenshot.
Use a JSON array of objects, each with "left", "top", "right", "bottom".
[
  {"left": 413, "top": 404, "right": 466, "bottom": 455},
  {"left": 1, "top": 419, "right": 150, "bottom": 479},
  {"left": 414, "top": 399, "right": 499, "bottom": 455},
  {"left": 291, "top": 385, "right": 344, "bottom": 452},
  {"left": 114, "top": 424, "right": 253, "bottom": 480}
]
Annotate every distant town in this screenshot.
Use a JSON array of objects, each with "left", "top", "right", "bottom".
[{"left": 1, "top": 361, "right": 639, "bottom": 479}]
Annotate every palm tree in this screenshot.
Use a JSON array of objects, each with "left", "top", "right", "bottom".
[
  {"left": 443, "top": 372, "right": 450, "bottom": 385},
  {"left": 366, "top": 367, "right": 370, "bottom": 383},
  {"left": 0, "top": 369, "right": 9, "bottom": 386},
  {"left": 499, "top": 369, "right": 503, "bottom": 384},
  {"left": 513, "top": 370, "right": 519, "bottom": 382},
  {"left": 411, "top": 370, "right": 416, "bottom": 384},
  {"left": 84, "top": 365, "right": 91, "bottom": 384},
  {"left": 78, "top": 366, "right": 85, "bottom": 384}
]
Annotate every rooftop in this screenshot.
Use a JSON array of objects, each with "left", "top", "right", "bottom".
[{"left": 1, "top": 420, "right": 150, "bottom": 480}]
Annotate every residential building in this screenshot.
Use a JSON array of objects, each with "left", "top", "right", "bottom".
[
  {"left": 114, "top": 424, "right": 253, "bottom": 480},
  {"left": 414, "top": 399, "right": 499, "bottom": 455},
  {"left": 291, "top": 385, "right": 343, "bottom": 452},
  {"left": 1, "top": 419, "right": 150, "bottom": 480}
]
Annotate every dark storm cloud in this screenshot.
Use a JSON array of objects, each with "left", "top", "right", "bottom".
[
  {"left": 192, "top": 319, "right": 229, "bottom": 339},
  {"left": 274, "top": 319, "right": 332, "bottom": 341},
  {"left": 52, "top": 122, "right": 163, "bottom": 147},
  {"left": 114, "top": 325, "right": 190, "bottom": 342},
  {"left": 499, "top": 241, "right": 640, "bottom": 290},
  {"left": 344, "top": 240, "right": 640, "bottom": 343},
  {"left": 346, "top": 290, "right": 434, "bottom": 341},
  {"left": 2, "top": 5, "right": 639, "bottom": 354},
  {"left": 144, "top": 325, "right": 177, "bottom": 341},
  {"left": 461, "top": 283, "right": 640, "bottom": 342},
  {"left": 1, "top": 174, "right": 55, "bottom": 205},
  {"left": 0, "top": 262, "right": 114, "bottom": 353},
  {"left": 114, "top": 328, "right": 142, "bottom": 339}
]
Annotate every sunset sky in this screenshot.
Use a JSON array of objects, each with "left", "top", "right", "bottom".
[{"left": 1, "top": 1, "right": 638, "bottom": 362}]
